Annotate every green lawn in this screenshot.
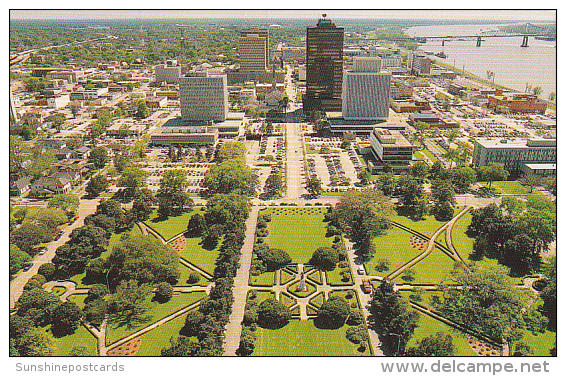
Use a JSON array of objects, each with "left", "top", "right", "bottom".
[
  {"left": 135, "top": 311, "right": 195, "bottom": 356},
  {"left": 52, "top": 325, "right": 98, "bottom": 356},
  {"left": 422, "top": 148, "right": 438, "bottom": 163},
  {"left": 178, "top": 236, "right": 220, "bottom": 276},
  {"left": 263, "top": 208, "right": 333, "bottom": 264},
  {"left": 366, "top": 226, "right": 421, "bottom": 277},
  {"left": 478, "top": 181, "right": 531, "bottom": 195},
  {"left": 521, "top": 330, "right": 556, "bottom": 356},
  {"left": 144, "top": 208, "right": 205, "bottom": 241},
  {"left": 249, "top": 271, "right": 276, "bottom": 287},
  {"left": 67, "top": 294, "right": 87, "bottom": 310},
  {"left": 176, "top": 265, "right": 210, "bottom": 287},
  {"left": 392, "top": 210, "right": 462, "bottom": 236},
  {"left": 51, "top": 286, "right": 67, "bottom": 297},
  {"left": 105, "top": 291, "right": 206, "bottom": 346},
  {"left": 407, "top": 311, "right": 477, "bottom": 356},
  {"left": 252, "top": 319, "right": 370, "bottom": 356},
  {"left": 403, "top": 248, "right": 457, "bottom": 285},
  {"left": 325, "top": 267, "right": 354, "bottom": 286},
  {"left": 248, "top": 290, "right": 275, "bottom": 303}
]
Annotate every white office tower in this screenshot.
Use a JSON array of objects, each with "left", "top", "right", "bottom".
[
  {"left": 180, "top": 74, "right": 228, "bottom": 122},
  {"left": 342, "top": 57, "right": 391, "bottom": 120}
]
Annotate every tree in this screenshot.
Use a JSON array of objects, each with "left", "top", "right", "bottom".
[
  {"left": 90, "top": 147, "right": 108, "bottom": 169},
  {"left": 434, "top": 263, "right": 548, "bottom": 346},
  {"left": 531, "top": 86, "right": 542, "bottom": 96},
  {"left": 18, "top": 327, "right": 55, "bottom": 356},
  {"left": 405, "top": 332, "right": 455, "bottom": 356},
  {"left": 9, "top": 245, "right": 31, "bottom": 277},
  {"left": 520, "top": 174, "right": 542, "bottom": 194},
  {"left": 478, "top": 162, "right": 509, "bottom": 189},
  {"left": 306, "top": 176, "right": 322, "bottom": 198},
  {"left": 316, "top": 296, "right": 350, "bottom": 329},
  {"left": 431, "top": 179, "right": 456, "bottom": 221},
  {"left": 215, "top": 141, "right": 246, "bottom": 163},
  {"left": 263, "top": 173, "right": 283, "bottom": 198},
  {"left": 414, "top": 121, "right": 429, "bottom": 144},
  {"left": 539, "top": 256, "right": 556, "bottom": 330},
  {"left": 107, "top": 234, "right": 180, "bottom": 285},
  {"left": 86, "top": 174, "right": 109, "bottom": 197},
  {"left": 370, "top": 280, "right": 419, "bottom": 355},
  {"left": 23, "top": 207, "right": 68, "bottom": 230},
  {"left": 114, "top": 153, "right": 130, "bottom": 173},
  {"left": 38, "top": 263, "right": 56, "bottom": 281},
  {"left": 158, "top": 169, "right": 193, "bottom": 217},
  {"left": 84, "top": 298, "right": 106, "bottom": 327},
  {"left": 396, "top": 174, "right": 427, "bottom": 219},
  {"left": 186, "top": 213, "right": 206, "bottom": 237},
  {"left": 11, "top": 223, "right": 53, "bottom": 256},
  {"left": 117, "top": 166, "right": 148, "bottom": 198},
  {"left": 134, "top": 99, "right": 150, "bottom": 119},
  {"left": 204, "top": 193, "right": 250, "bottom": 232},
  {"left": 161, "top": 336, "right": 201, "bottom": 356},
  {"left": 15, "top": 288, "right": 60, "bottom": 325},
  {"left": 341, "top": 138, "right": 352, "bottom": 149},
  {"left": 51, "top": 301, "right": 82, "bottom": 337},
  {"left": 154, "top": 282, "right": 174, "bottom": 303},
  {"left": 107, "top": 280, "right": 152, "bottom": 328},
  {"left": 183, "top": 310, "right": 204, "bottom": 337},
  {"left": 357, "top": 169, "right": 371, "bottom": 186},
  {"left": 203, "top": 160, "right": 257, "bottom": 197},
  {"left": 410, "top": 161, "right": 429, "bottom": 182},
  {"left": 444, "top": 148, "right": 460, "bottom": 168},
  {"left": 376, "top": 173, "right": 397, "bottom": 197},
  {"left": 48, "top": 194, "right": 80, "bottom": 218},
  {"left": 451, "top": 166, "right": 477, "bottom": 193},
  {"left": 501, "top": 196, "right": 526, "bottom": 216},
  {"left": 257, "top": 247, "right": 291, "bottom": 271},
  {"left": 333, "top": 191, "right": 393, "bottom": 257},
  {"left": 309, "top": 247, "right": 339, "bottom": 271},
  {"left": 257, "top": 298, "right": 291, "bottom": 329}
]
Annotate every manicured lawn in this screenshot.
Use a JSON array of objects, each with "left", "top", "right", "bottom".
[
  {"left": 478, "top": 181, "right": 531, "bottom": 195},
  {"left": 263, "top": 208, "right": 333, "bottom": 264},
  {"left": 178, "top": 236, "right": 220, "bottom": 276},
  {"left": 366, "top": 226, "right": 421, "bottom": 277},
  {"left": 521, "top": 330, "right": 556, "bottom": 356},
  {"left": 407, "top": 311, "right": 477, "bottom": 356},
  {"left": 249, "top": 271, "right": 276, "bottom": 287},
  {"left": 67, "top": 294, "right": 87, "bottom": 310},
  {"left": 105, "top": 291, "right": 206, "bottom": 345},
  {"left": 144, "top": 208, "right": 205, "bottom": 241},
  {"left": 135, "top": 311, "right": 193, "bottom": 356},
  {"left": 392, "top": 210, "right": 462, "bottom": 236},
  {"left": 52, "top": 325, "right": 98, "bottom": 356},
  {"left": 51, "top": 286, "right": 67, "bottom": 297},
  {"left": 325, "top": 266, "right": 354, "bottom": 286},
  {"left": 252, "top": 319, "right": 370, "bottom": 356},
  {"left": 248, "top": 290, "right": 275, "bottom": 303},
  {"left": 450, "top": 212, "right": 474, "bottom": 261},
  {"left": 176, "top": 265, "right": 210, "bottom": 287},
  {"left": 404, "top": 248, "right": 456, "bottom": 285}
]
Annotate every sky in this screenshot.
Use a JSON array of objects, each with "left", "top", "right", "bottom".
[{"left": 9, "top": 9, "right": 557, "bottom": 22}]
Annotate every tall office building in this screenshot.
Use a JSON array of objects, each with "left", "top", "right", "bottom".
[
  {"left": 180, "top": 73, "right": 228, "bottom": 122},
  {"left": 303, "top": 15, "right": 344, "bottom": 113},
  {"left": 239, "top": 28, "right": 269, "bottom": 73},
  {"left": 342, "top": 57, "right": 391, "bottom": 120}
]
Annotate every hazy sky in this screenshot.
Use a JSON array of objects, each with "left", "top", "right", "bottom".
[{"left": 9, "top": 9, "right": 557, "bottom": 22}]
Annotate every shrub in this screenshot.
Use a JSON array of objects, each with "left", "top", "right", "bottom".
[
  {"left": 38, "top": 263, "right": 56, "bottom": 281},
  {"left": 257, "top": 298, "right": 291, "bottom": 329},
  {"left": 346, "top": 326, "right": 362, "bottom": 344},
  {"left": 347, "top": 310, "right": 364, "bottom": 326},
  {"left": 182, "top": 310, "right": 204, "bottom": 337},
  {"left": 187, "top": 271, "right": 201, "bottom": 285},
  {"left": 238, "top": 327, "right": 256, "bottom": 356},
  {"left": 316, "top": 296, "right": 350, "bottom": 329},
  {"left": 374, "top": 258, "right": 391, "bottom": 273},
  {"left": 338, "top": 261, "right": 348, "bottom": 268},
  {"left": 255, "top": 228, "right": 269, "bottom": 238},
  {"left": 401, "top": 269, "right": 416, "bottom": 283},
  {"left": 309, "top": 247, "right": 339, "bottom": 271},
  {"left": 154, "top": 282, "right": 174, "bottom": 303}
]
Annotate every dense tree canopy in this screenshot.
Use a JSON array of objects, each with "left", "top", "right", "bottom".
[{"left": 203, "top": 160, "right": 257, "bottom": 197}]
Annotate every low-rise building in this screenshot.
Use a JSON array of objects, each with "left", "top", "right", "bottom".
[
  {"left": 30, "top": 176, "right": 72, "bottom": 196},
  {"left": 150, "top": 126, "right": 219, "bottom": 146},
  {"left": 488, "top": 93, "right": 547, "bottom": 113},
  {"left": 472, "top": 138, "right": 556, "bottom": 172},
  {"left": 155, "top": 64, "right": 181, "bottom": 84},
  {"left": 368, "top": 127, "right": 414, "bottom": 172}
]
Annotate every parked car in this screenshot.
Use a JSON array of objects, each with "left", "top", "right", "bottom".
[
  {"left": 362, "top": 279, "right": 372, "bottom": 294},
  {"left": 23, "top": 262, "right": 33, "bottom": 272},
  {"left": 38, "top": 247, "right": 47, "bottom": 255},
  {"left": 357, "top": 265, "right": 365, "bottom": 275}
]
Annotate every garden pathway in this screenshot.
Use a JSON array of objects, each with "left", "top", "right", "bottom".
[{"left": 222, "top": 207, "right": 260, "bottom": 356}]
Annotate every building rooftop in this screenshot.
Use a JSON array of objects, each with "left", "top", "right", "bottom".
[
  {"left": 475, "top": 138, "right": 556, "bottom": 149},
  {"left": 373, "top": 127, "right": 412, "bottom": 147}
]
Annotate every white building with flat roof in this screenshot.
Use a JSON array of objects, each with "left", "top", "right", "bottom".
[
  {"left": 342, "top": 57, "right": 391, "bottom": 121},
  {"left": 472, "top": 138, "right": 556, "bottom": 172},
  {"left": 180, "top": 74, "right": 228, "bottom": 122}
]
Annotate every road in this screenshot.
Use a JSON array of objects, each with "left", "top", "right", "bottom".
[
  {"left": 285, "top": 124, "right": 306, "bottom": 199},
  {"left": 10, "top": 198, "right": 100, "bottom": 308}
]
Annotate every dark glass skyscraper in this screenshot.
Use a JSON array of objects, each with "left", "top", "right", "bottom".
[{"left": 303, "top": 16, "right": 344, "bottom": 113}]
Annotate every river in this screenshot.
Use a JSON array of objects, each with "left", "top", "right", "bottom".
[{"left": 406, "top": 23, "right": 556, "bottom": 97}]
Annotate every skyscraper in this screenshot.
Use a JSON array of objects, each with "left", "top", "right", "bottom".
[
  {"left": 239, "top": 28, "right": 269, "bottom": 73},
  {"left": 303, "top": 15, "right": 344, "bottom": 113},
  {"left": 342, "top": 57, "right": 391, "bottom": 120},
  {"left": 180, "top": 73, "right": 228, "bottom": 122}
]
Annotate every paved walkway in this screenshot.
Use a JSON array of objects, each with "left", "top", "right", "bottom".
[{"left": 222, "top": 207, "right": 260, "bottom": 356}]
